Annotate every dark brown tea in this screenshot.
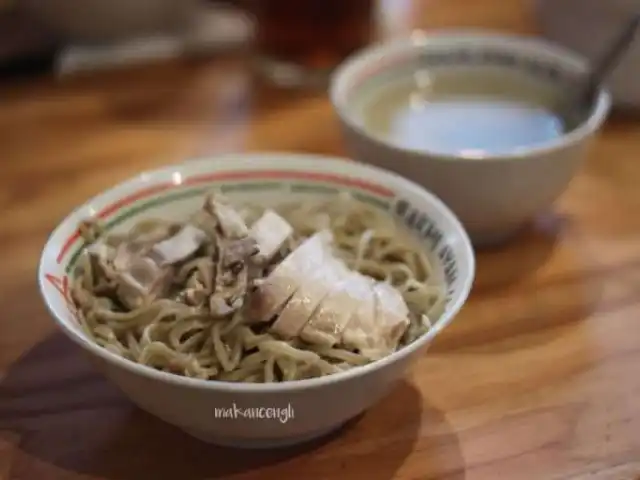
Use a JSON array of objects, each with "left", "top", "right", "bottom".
[{"left": 250, "top": 0, "right": 375, "bottom": 86}]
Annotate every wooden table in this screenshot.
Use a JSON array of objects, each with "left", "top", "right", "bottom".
[{"left": 2, "top": 1, "right": 640, "bottom": 479}]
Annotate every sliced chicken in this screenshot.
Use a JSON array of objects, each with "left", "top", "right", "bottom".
[
  {"left": 128, "top": 222, "right": 177, "bottom": 246},
  {"left": 209, "top": 267, "right": 249, "bottom": 318},
  {"left": 190, "top": 208, "right": 219, "bottom": 239},
  {"left": 339, "top": 275, "right": 384, "bottom": 359},
  {"left": 220, "top": 237, "right": 259, "bottom": 270},
  {"left": 185, "top": 196, "right": 258, "bottom": 318},
  {"left": 86, "top": 242, "right": 115, "bottom": 263},
  {"left": 299, "top": 271, "right": 365, "bottom": 347},
  {"left": 203, "top": 250, "right": 247, "bottom": 318},
  {"left": 247, "top": 231, "right": 333, "bottom": 323},
  {"left": 270, "top": 258, "right": 349, "bottom": 339},
  {"left": 149, "top": 225, "right": 207, "bottom": 266},
  {"left": 204, "top": 194, "right": 250, "bottom": 239},
  {"left": 85, "top": 242, "right": 115, "bottom": 277},
  {"left": 208, "top": 232, "right": 259, "bottom": 315},
  {"left": 176, "top": 266, "right": 213, "bottom": 307},
  {"left": 340, "top": 280, "right": 410, "bottom": 360},
  {"left": 113, "top": 242, "right": 145, "bottom": 271},
  {"left": 372, "top": 282, "right": 411, "bottom": 351},
  {"left": 115, "top": 256, "right": 170, "bottom": 309},
  {"left": 210, "top": 292, "right": 242, "bottom": 317},
  {"left": 109, "top": 225, "right": 206, "bottom": 308},
  {"left": 249, "top": 210, "right": 294, "bottom": 264}
]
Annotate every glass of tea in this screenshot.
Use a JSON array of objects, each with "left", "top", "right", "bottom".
[{"left": 249, "top": 0, "right": 376, "bottom": 87}]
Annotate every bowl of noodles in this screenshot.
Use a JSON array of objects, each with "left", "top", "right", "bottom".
[{"left": 38, "top": 152, "right": 474, "bottom": 448}]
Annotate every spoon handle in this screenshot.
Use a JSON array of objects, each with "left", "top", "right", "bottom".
[{"left": 576, "top": 13, "right": 640, "bottom": 105}]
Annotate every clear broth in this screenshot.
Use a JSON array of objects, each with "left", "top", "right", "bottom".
[{"left": 359, "top": 68, "right": 568, "bottom": 156}]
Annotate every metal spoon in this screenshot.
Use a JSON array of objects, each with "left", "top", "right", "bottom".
[{"left": 561, "top": 12, "right": 640, "bottom": 124}]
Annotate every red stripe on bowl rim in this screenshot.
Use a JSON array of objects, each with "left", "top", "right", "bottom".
[{"left": 55, "top": 169, "right": 395, "bottom": 264}]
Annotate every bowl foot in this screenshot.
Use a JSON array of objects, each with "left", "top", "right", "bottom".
[{"left": 181, "top": 422, "right": 347, "bottom": 449}]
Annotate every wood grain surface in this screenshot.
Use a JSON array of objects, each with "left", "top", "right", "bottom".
[{"left": 2, "top": 1, "right": 640, "bottom": 479}]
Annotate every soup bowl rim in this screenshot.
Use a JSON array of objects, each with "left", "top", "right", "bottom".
[
  {"left": 330, "top": 29, "right": 612, "bottom": 162},
  {"left": 37, "top": 152, "right": 475, "bottom": 395}
]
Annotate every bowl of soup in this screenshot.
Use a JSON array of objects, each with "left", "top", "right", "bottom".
[
  {"left": 330, "top": 30, "right": 612, "bottom": 245},
  {"left": 38, "top": 153, "right": 474, "bottom": 448}
]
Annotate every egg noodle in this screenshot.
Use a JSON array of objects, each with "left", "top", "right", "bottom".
[{"left": 70, "top": 193, "right": 445, "bottom": 383}]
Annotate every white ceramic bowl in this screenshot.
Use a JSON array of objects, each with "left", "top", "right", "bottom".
[
  {"left": 38, "top": 153, "right": 474, "bottom": 448},
  {"left": 534, "top": 0, "right": 640, "bottom": 109},
  {"left": 330, "top": 30, "right": 611, "bottom": 246}
]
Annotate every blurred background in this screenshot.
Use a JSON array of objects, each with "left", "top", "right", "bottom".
[
  {"left": 1, "top": 0, "right": 638, "bottom": 105},
  {"left": 0, "top": 0, "right": 252, "bottom": 77}
]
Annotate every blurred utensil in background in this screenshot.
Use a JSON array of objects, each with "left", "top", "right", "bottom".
[
  {"left": 14, "top": 0, "right": 252, "bottom": 77},
  {"left": 559, "top": 11, "right": 640, "bottom": 124},
  {"left": 535, "top": 0, "right": 640, "bottom": 109},
  {"left": 19, "top": 0, "right": 201, "bottom": 43}
]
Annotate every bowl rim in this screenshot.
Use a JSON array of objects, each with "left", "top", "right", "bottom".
[
  {"left": 38, "top": 152, "right": 475, "bottom": 393},
  {"left": 329, "top": 29, "right": 612, "bottom": 162}
]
